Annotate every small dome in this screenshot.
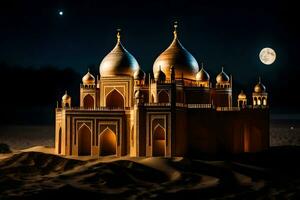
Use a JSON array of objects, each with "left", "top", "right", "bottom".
[
  {"left": 238, "top": 90, "right": 247, "bottom": 99},
  {"left": 216, "top": 67, "right": 229, "bottom": 83},
  {"left": 196, "top": 66, "right": 210, "bottom": 82},
  {"left": 254, "top": 78, "right": 266, "bottom": 93},
  {"left": 153, "top": 24, "right": 199, "bottom": 80},
  {"left": 82, "top": 70, "right": 95, "bottom": 84},
  {"left": 62, "top": 91, "right": 71, "bottom": 101},
  {"left": 154, "top": 66, "right": 166, "bottom": 82},
  {"left": 99, "top": 31, "right": 139, "bottom": 77},
  {"left": 134, "top": 68, "right": 146, "bottom": 80},
  {"left": 135, "top": 89, "right": 144, "bottom": 99}
]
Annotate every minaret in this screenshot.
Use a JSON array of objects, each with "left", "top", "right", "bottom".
[
  {"left": 80, "top": 68, "right": 96, "bottom": 109},
  {"left": 252, "top": 77, "right": 268, "bottom": 108},
  {"left": 62, "top": 90, "right": 71, "bottom": 108}
]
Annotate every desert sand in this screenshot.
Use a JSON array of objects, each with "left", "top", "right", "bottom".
[{"left": 1, "top": 146, "right": 300, "bottom": 200}]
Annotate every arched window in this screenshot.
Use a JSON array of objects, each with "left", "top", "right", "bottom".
[
  {"left": 152, "top": 125, "right": 166, "bottom": 156},
  {"left": 99, "top": 128, "right": 116, "bottom": 156},
  {"left": 78, "top": 125, "right": 91, "bottom": 156},
  {"left": 106, "top": 89, "right": 124, "bottom": 108},
  {"left": 83, "top": 94, "right": 94, "bottom": 109},
  {"left": 158, "top": 90, "right": 169, "bottom": 103},
  {"left": 263, "top": 97, "right": 267, "bottom": 106}
]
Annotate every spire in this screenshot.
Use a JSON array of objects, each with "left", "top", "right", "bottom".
[
  {"left": 173, "top": 21, "right": 178, "bottom": 39},
  {"left": 116, "top": 28, "right": 121, "bottom": 43}
]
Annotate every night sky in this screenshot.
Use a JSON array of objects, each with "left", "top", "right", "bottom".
[{"left": 0, "top": 0, "right": 298, "bottom": 124}]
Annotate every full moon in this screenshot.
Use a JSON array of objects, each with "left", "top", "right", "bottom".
[
  {"left": 59, "top": 11, "right": 64, "bottom": 16},
  {"left": 259, "top": 47, "right": 276, "bottom": 65}
]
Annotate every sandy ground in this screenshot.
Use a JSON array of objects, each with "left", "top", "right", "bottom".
[{"left": 0, "top": 146, "right": 300, "bottom": 199}]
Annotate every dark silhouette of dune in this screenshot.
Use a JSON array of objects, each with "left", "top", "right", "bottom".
[{"left": 1, "top": 147, "right": 300, "bottom": 199}]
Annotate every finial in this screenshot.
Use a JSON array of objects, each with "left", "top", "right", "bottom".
[
  {"left": 201, "top": 62, "right": 204, "bottom": 69},
  {"left": 87, "top": 68, "right": 90, "bottom": 73},
  {"left": 258, "top": 76, "right": 261, "bottom": 83},
  {"left": 221, "top": 66, "right": 224, "bottom": 72},
  {"left": 65, "top": 90, "right": 68, "bottom": 95},
  {"left": 173, "top": 21, "right": 178, "bottom": 38},
  {"left": 116, "top": 28, "right": 121, "bottom": 43}
]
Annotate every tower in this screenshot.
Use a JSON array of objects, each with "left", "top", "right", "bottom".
[
  {"left": 80, "top": 69, "right": 96, "bottom": 109},
  {"left": 252, "top": 77, "right": 268, "bottom": 108},
  {"left": 238, "top": 90, "right": 247, "bottom": 108},
  {"left": 61, "top": 91, "right": 71, "bottom": 108},
  {"left": 213, "top": 67, "right": 232, "bottom": 107}
]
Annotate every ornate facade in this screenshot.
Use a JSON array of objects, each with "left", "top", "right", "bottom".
[{"left": 55, "top": 24, "right": 269, "bottom": 157}]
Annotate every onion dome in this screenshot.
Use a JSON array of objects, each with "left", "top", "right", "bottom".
[
  {"left": 62, "top": 91, "right": 71, "bottom": 101},
  {"left": 196, "top": 64, "right": 210, "bottom": 81},
  {"left": 254, "top": 77, "right": 266, "bottom": 93},
  {"left": 154, "top": 66, "right": 166, "bottom": 82},
  {"left": 216, "top": 67, "right": 230, "bottom": 83},
  {"left": 99, "top": 30, "right": 139, "bottom": 77},
  {"left": 134, "top": 68, "right": 146, "bottom": 80},
  {"left": 153, "top": 22, "right": 199, "bottom": 80},
  {"left": 238, "top": 90, "right": 247, "bottom": 99},
  {"left": 82, "top": 69, "right": 95, "bottom": 84}
]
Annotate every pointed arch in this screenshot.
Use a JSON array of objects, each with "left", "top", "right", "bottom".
[
  {"left": 99, "top": 128, "right": 117, "bottom": 156},
  {"left": 58, "top": 127, "right": 62, "bottom": 154},
  {"left": 78, "top": 124, "right": 92, "bottom": 156},
  {"left": 158, "top": 90, "right": 169, "bottom": 103},
  {"left": 106, "top": 89, "right": 124, "bottom": 108},
  {"left": 152, "top": 124, "right": 166, "bottom": 157},
  {"left": 83, "top": 94, "right": 94, "bottom": 109}
]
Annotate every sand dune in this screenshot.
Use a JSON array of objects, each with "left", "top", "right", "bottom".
[{"left": 1, "top": 146, "right": 300, "bottom": 199}]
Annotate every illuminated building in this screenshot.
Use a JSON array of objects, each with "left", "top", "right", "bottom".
[{"left": 55, "top": 24, "right": 269, "bottom": 157}]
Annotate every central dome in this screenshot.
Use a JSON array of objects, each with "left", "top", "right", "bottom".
[
  {"left": 153, "top": 26, "right": 199, "bottom": 80},
  {"left": 99, "top": 32, "right": 139, "bottom": 77}
]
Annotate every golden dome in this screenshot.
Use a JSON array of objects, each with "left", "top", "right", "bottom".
[
  {"left": 153, "top": 24, "right": 199, "bottom": 80},
  {"left": 134, "top": 68, "right": 146, "bottom": 80},
  {"left": 82, "top": 69, "right": 95, "bottom": 84},
  {"left": 99, "top": 31, "right": 139, "bottom": 77},
  {"left": 238, "top": 90, "right": 247, "bottom": 99},
  {"left": 254, "top": 77, "right": 266, "bottom": 93},
  {"left": 154, "top": 66, "right": 166, "bottom": 82},
  {"left": 62, "top": 91, "right": 71, "bottom": 101},
  {"left": 216, "top": 67, "right": 229, "bottom": 83},
  {"left": 196, "top": 65, "right": 210, "bottom": 81}
]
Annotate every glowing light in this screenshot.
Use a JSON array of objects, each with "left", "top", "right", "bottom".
[
  {"left": 259, "top": 47, "right": 276, "bottom": 65},
  {"left": 59, "top": 11, "right": 64, "bottom": 16}
]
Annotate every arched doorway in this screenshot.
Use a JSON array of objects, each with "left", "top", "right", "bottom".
[
  {"left": 58, "top": 128, "right": 62, "bottom": 154},
  {"left": 158, "top": 90, "right": 169, "bottom": 103},
  {"left": 83, "top": 94, "right": 94, "bottom": 109},
  {"left": 99, "top": 128, "right": 117, "bottom": 156},
  {"left": 152, "top": 125, "right": 166, "bottom": 156},
  {"left": 106, "top": 89, "right": 124, "bottom": 108},
  {"left": 78, "top": 125, "right": 91, "bottom": 156}
]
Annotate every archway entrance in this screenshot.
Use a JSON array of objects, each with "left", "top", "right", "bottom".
[
  {"left": 78, "top": 125, "right": 91, "bottom": 156},
  {"left": 106, "top": 89, "right": 124, "bottom": 108},
  {"left": 158, "top": 90, "right": 169, "bottom": 103},
  {"left": 58, "top": 128, "right": 62, "bottom": 154},
  {"left": 83, "top": 94, "right": 94, "bottom": 109},
  {"left": 99, "top": 128, "right": 117, "bottom": 156},
  {"left": 152, "top": 125, "right": 166, "bottom": 156}
]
